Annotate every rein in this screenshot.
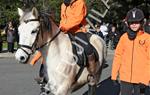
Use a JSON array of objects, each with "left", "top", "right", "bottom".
[{"left": 36, "top": 28, "right": 61, "bottom": 50}]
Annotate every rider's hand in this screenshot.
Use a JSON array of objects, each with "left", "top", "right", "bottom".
[
  {"left": 60, "top": 26, "right": 68, "bottom": 33},
  {"left": 60, "top": 26, "right": 66, "bottom": 32}
]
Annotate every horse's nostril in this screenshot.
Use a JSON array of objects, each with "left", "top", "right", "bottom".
[{"left": 20, "top": 56, "right": 25, "bottom": 61}]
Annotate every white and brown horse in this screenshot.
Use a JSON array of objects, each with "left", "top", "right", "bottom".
[{"left": 15, "top": 7, "right": 107, "bottom": 95}]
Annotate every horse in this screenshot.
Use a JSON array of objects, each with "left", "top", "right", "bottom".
[{"left": 15, "top": 7, "right": 107, "bottom": 95}]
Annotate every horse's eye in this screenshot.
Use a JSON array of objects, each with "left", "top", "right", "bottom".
[{"left": 31, "top": 30, "right": 37, "bottom": 34}]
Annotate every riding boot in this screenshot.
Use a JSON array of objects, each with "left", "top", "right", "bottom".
[{"left": 87, "top": 53, "right": 97, "bottom": 85}]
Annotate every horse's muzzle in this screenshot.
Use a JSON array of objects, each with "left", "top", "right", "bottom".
[{"left": 15, "top": 48, "right": 30, "bottom": 64}]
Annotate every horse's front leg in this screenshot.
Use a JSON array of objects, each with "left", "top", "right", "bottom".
[
  {"left": 39, "top": 83, "right": 50, "bottom": 95},
  {"left": 55, "top": 80, "right": 72, "bottom": 95}
]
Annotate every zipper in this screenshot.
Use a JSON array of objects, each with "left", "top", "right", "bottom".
[{"left": 130, "top": 40, "right": 134, "bottom": 82}]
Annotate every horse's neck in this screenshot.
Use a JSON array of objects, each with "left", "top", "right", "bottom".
[
  {"left": 41, "top": 22, "right": 73, "bottom": 64},
  {"left": 49, "top": 31, "right": 72, "bottom": 58},
  {"left": 41, "top": 22, "right": 81, "bottom": 93}
]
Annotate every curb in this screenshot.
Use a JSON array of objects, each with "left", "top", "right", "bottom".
[
  {"left": 0, "top": 48, "right": 16, "bottom": 58},
  {"left": 0, "top": 53, "right": 15, "bottom": 58}
]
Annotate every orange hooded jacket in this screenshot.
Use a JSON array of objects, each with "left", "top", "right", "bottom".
[
  {"left": 30, "top": 51, "right": 43, "bottom": 66},
  {"left": 111, "top": 30, "right": 150, "bottom": 85},
  {"left": 60, "top": 0, "right": 87, "bottom": 34}
]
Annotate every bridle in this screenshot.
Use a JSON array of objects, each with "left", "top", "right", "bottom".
[{"left": 19, "top": 17, "right": 61, "bottom": 56}]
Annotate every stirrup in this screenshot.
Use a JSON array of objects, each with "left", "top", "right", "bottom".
[
  {"left": 40, "top": 90, "right": 50, "bottom": 95},
  {"left": 87, "top": 74, "right": 96, "bottom": 86},
  {"left": 40, "top": 92, "right": 48, "bottom": 95}
]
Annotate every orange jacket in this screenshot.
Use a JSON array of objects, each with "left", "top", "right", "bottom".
[
  {"left": 30, "top": 51, "right": 43, "bottom": 66},
  {"left": 111, "top": 30, "right": 150, "bottom": 85},
  {"left": 60, "top": 0, "right": 87, "bottom": 34}
]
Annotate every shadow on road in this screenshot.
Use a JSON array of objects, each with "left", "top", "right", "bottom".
[{"left": 83, "top": 77, "right": 120, "bottom": 95}]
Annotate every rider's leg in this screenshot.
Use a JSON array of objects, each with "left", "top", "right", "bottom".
[
  {"left": 39, "top": 64, "right": 45, "bottom": 78},
  {"left": 75, "top": 32, "right": 97, "bottom": 84},
  {"left": 34, "top": 64, "right": 44, "bottom": 84},
  {"left": 41, "top": 63, "right": 48, "bottom": 84}
]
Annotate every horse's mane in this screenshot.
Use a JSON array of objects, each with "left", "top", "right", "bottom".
[
  {"left": 34, "top": 10, "right": 59, "bottom": 49},
  {"left": 39, "top": 12, "right": 52, "bottom": 32}
]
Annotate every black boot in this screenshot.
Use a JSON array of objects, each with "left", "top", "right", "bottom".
[
  {"left": 87, "top": 53, "right": 97, "bottom": 85},
  {"left": 88, "top": 84, "right": 96, "bottom": 95}
]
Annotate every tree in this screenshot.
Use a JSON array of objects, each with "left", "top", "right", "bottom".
[
  {"left": 0, "top": 0, "right": 22, "bottom": 26},
  {"left": 0, "top": 0, "right": 149, "bottom": 26}
]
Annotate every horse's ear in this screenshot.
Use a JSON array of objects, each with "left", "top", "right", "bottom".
[
  {"left": 32, "top": 7, "right": 39, "bottom": 18},
  {"left": 18, "top": 8, "right": 24, "bottom": 17}
]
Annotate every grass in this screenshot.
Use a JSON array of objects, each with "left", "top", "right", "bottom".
[{"left": 2, "top": 41, "right": 18, "bottom": 49}]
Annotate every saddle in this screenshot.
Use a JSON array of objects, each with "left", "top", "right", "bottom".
[{"left": 68, "top": 33, "right": 99, "bottom": 67}]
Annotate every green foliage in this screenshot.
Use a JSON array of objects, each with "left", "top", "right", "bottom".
[
  {"left": 99, "top": 0, "right": 148, "bottom": 23},
  {"left": 0, "top": 0, "right": 22, "bottom": 26},
  {"left": 0, "top": 0, "right": 149, "bottom": 26}
]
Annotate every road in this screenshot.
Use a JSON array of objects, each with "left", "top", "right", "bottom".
[{"left": 0, "top": 50, "right": 117, "bottom": 95}]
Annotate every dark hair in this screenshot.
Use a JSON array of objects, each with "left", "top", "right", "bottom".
[{"left": 64, "top": 0, "right": 72, "bottom": 6}]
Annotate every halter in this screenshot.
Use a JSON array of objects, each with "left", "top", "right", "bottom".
[{"left": 19, "top": 18, "right": 61, "bottom": 56}]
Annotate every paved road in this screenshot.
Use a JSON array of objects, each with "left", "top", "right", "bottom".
[
  {"left": 0, "top": 49, "right": 116, "bottom": 95},
  {"left": 0, "top": 58, "right": 40, "bottom": 95}
]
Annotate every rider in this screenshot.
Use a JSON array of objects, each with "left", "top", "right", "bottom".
[
  {"left": 30, "top": 51, "right": 47, "bottom": 84},
  {"left": 59, "top": 0, "right": 97, "bottom": 84},
  {"left": 111, "top": 8, "right": 150, "bottom": 95}
]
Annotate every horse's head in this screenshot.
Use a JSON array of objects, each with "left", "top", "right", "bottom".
[{"left": 15, "top": 7, "right": 40, "bottom": 63}]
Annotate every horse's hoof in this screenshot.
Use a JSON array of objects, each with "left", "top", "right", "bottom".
[{"left": 40, "top": 92, "right": 48, "bottom": 95}]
